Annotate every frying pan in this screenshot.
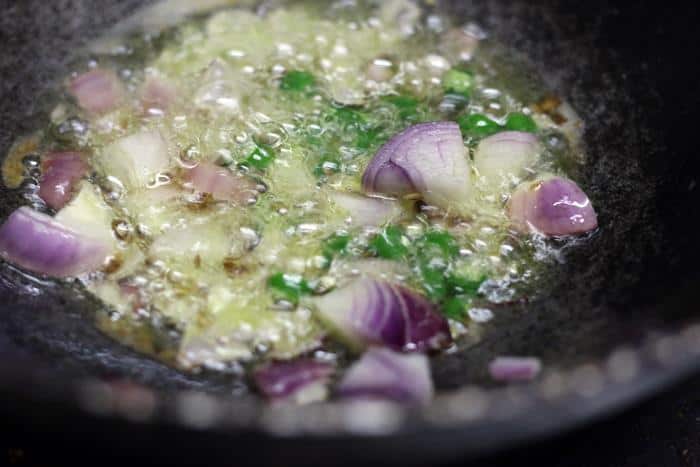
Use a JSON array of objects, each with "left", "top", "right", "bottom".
[{"left": 1, "top": 0, "right": 699, "bottom": 465}]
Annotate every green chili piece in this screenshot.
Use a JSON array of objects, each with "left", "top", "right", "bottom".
[
  {"left": 280, "top": 70, "right": 316, "bottom": 93},
  {"left": 505, "top": 112, "right": 538, "bottom": 133},
  {"left": 442, "top": 69, "right": 474, "bottom": 97},
  {"left": 442, "top": 297, "right": 470, "bottom": 319},
  {"left": 268, "top": 273, "right": 313, "bottom": 303},
  {"left": 422, "top": 230, "right": 459, "bottom": 257},
  {"left": 446, "top": 274, "right": 485, "bottom": 297},
  {"left": 240, "top": 144, "right": 274, "bottom": 171},
  {"left": 384, "top": 95, "right": 422, "bottom": 121},
  {"left": 457, "top": 113, "right": 502, "bottom": 138},
  {"left": 369, "top": 225, "right": 408, "bottom": 259},
  {"left": 356, "top": 126, "right": 384, "bottom": 150},
  {"left": 420, "top": 264, "right": 448, "bottom": 301}
]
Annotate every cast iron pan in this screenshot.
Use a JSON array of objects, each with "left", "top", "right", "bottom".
[{"left": 0, "top": 0, "right": 699, "bottom": 465}]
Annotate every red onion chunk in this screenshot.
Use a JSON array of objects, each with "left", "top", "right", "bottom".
[
  {"left": 0, "top": 207, "right": 110, "bottom": 277},
  {"left": 330, "top": 191, "right": 401, "bottom": 226},
  {"left": 489, "top": 356, "right": 542, "bottom": 382},
  {"left": 38, "top": 152, "right": 88, "bottom": 210},
  {"left": 362, "top": 122, "right": 471, "bottom": 210},
  {"left": 184, "top": 162, "right": 257, "bottom": 204},
  {"left": 313, "top": 278, "right": 452, "bottom": 352},
  {"left": 254, "top": 359, "right": 334, "bottom": 404},
  {"left": 141, "top": 75, "right": 178, "bottom": 115},
  {"left": 69, "top": 69, "right": 124, "bottom": 114},
  {"left": 337, "top": 347, "right": 434, "bottom": 405},
  {"left": 474, "top": 131, "right": 540, "bottom": 182},
  {"left": 508, "top": 176, "right": 598, "bottom": 236}
]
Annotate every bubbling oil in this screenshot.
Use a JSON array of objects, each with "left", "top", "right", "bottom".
[{"left": 6, "top": 0, "right": 584, "bottom": 373}]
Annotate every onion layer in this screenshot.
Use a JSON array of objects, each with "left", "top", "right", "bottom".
[
  {"left": 330, "top": 191, "right": 401, "bottom": 226},
  {"left": 362, "top": 122, "right": 471, "bottom": 211},
  {"left": 312, "top": 278, "right": 452, "bottom": 352},
  {"left": 183, "top": 162, "right": 258, "bottom": 204},
  {"left": 508, "top": 176, "right": 598, "bottom": 236},
  {"left": 337, "top": 347, "right": 434, "bottom": 405},
  {"left": 0, "top": 207, "right": 110, "bottom": 277},
  {"left": 100, "top": 130, "right": 171, "bottom": 188},
  {"left": 253, "top": 359, "right": 334, "bottom": 404},
  {"left": 69, "top": 69, "right": 124, "bottom": 114},
  {"left": 473, "top": 131, "right": 540, "bottom": 182},
  {"left": 38, "top": 152, "right": 88, "bottom": 210}
]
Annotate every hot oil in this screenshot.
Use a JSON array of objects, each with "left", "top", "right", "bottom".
[{"left": 4, "top": 0, "right": 587, "bottom": 375}]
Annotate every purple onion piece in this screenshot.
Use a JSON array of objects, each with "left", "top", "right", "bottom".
[
  {"left": 508, "top": 176, "right": 598, "bottom": 236},
  {"left": 0, "top": 207, "right": 111, "bottom": 277},
  {"left": 473, "top": 131, "right": 540, "bottom": 182},
  {"left": 253, "top": 359, "right": 335, "bottom": 404},
  {"left": 69, "top": 69, "right": 124, "bottom": 114},
  {"left": 337, "top": 347, "right": 434, "bottom": 405},
  {"left": 184, "top": 162, "right": 258, "bottom": 204},
  {"left": 141, "top": 75, "right": 178, "bottom": 116},
  {"left": 488, "top": 356, "right": 542, "bottom": 382},
  {"left": 362, "top": 122, "right": 471, "bottom": 210},
  {"left": 312, "top": 278, "right": 452, "bottom": 352},
  {"left": 38, "top": 152, "right": 88, "bottom": 210}
]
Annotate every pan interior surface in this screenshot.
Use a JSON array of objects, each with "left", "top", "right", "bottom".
[{"left": 0, "top": 0, "right": 698, "bottom": 463}]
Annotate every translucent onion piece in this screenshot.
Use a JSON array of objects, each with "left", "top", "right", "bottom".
[
  {"left": 488, "top": 356, "right": 542, "bottom": 382},
  {"left": 99, "top": 130, "right": 171, "bottom": 188},
  {"left": 69, "top": 69, "right": 124, "bottom": 114},
  {"left": 362, "top": 122, "right": 470, "bottom": 211},
  {"left": 337, "top": 347, "right": 434, "bottom": 405},
  {"left": 473, "top": 131, "right": 540, "bottom": 183},
  {"left": 0, "top": 207, "right": 110, "bottom": 277},
  {"left": 253, "top": 359, "right": 334, "bottom": 404},
  {"left": 508, "top": 176, "right": 598, "bottom": 236},
  {"left": 312, "top": 278, "right": 452, "bottom": 352},
  {"left": 38, "top": 152, "right": 88, "bottom": 210},
  {"left": 330, "top": 191, "right": 402, "bottom": 227}
]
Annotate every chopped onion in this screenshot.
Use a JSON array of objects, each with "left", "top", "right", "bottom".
[
  {"left": 253, "top": 359, "right": 334, "bottom": 404},
  {"left": 54, "top": 183, "right": 117, "bottom": 248},
  {"left": 488, "top": 356, "right": 542, "bottom": 382},
  {"left": 473, "top": 131, "right": 540, "bottom": 183},
  {"left": 38, "top": 152, "right": 88, "bottom": 210},
  {"left": 312, "top": 278, "right": 452, "bottom": 352},
  {"left": 99, "top": 130, "right": 171, "bottom": 188},
  {"left": 330, "top": 191, "right": 402, "bottom": 226},
  {"left": 69, "top": 69, "right": 124, "bottom": 114},
  {"left": 508, "top": 176, "right": 598, "bottom": 236},
  {"left": 0, "top": 207, "right": 111, "bottom": 277},
  {"left": 183, "top": 162, "right": 258, "bottom": 205},
  {"left": 141, "top": 75, "right": 178, "bottom": 115},
  {"left": 362, "top": 122, "right": 471, "bottom": 212},
  {"left": 150, "top": 222, "right": 234, "bottom": 264},
  {"left": 337, "top": 347, "right": 434, "bottom": 405}
]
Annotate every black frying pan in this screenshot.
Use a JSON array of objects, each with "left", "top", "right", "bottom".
[{"left": 1, "top": 0, "right": 699, "bottom": 465}]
